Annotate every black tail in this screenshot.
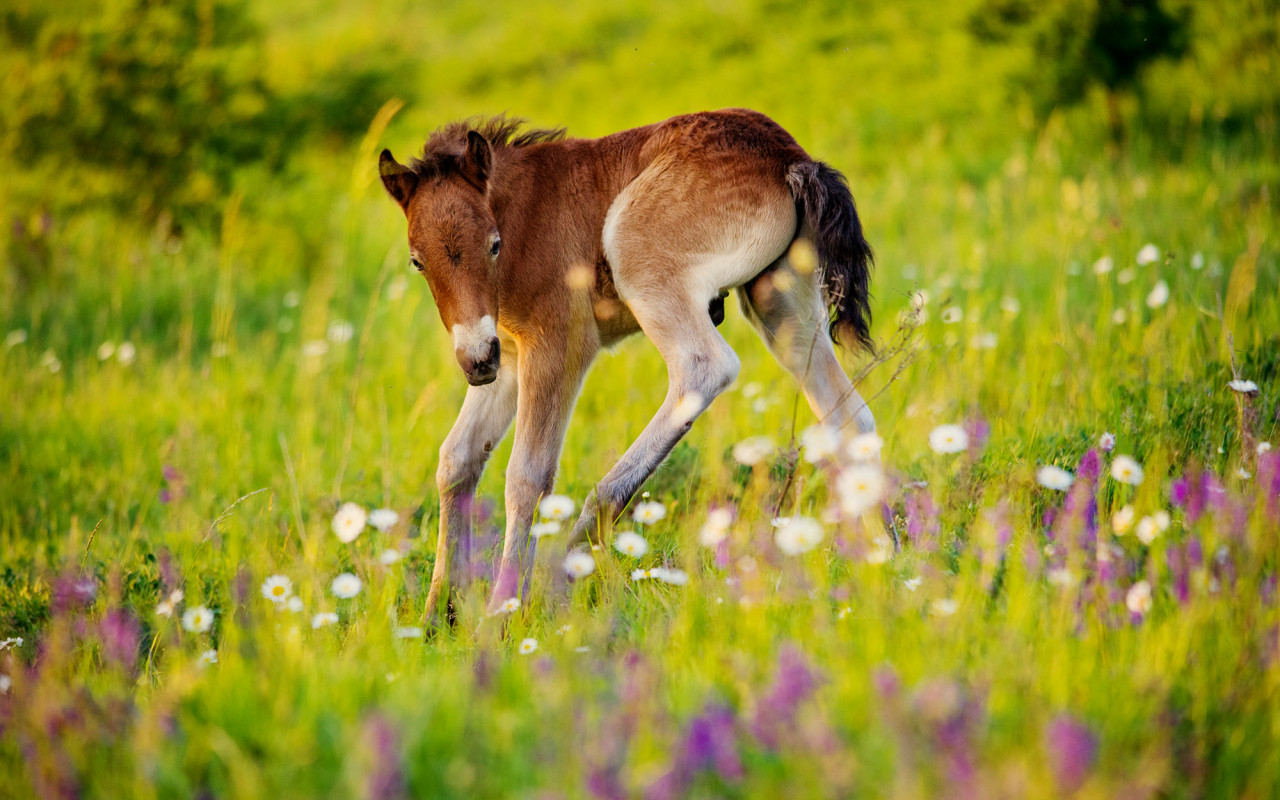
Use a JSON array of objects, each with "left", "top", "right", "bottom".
[{"left": 786, "top": 160, "right": 875, "bottom": 354}]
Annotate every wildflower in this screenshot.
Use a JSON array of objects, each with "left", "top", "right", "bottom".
[
  {"left": 865, "top": 536, "right": 892, "bottom": 564},
  {"left": 0, "top": 675, "right": 10, "bottom": 693},
  {"left": 931, "top": 598, "right": 958, "bottom": 617},
  {"left": 156, "top": 588, "right": 184, "bottom": 618},
  {"left": 1258, "top": 442, "right": 1272, "bottom": 455},
  {"left": 652, "top": 567, "right": 690, "bottom": 586},
  {"left": 286, "top": 596, "right": 304, "bottom": 613},
  {"left": 259, "top": 576, "right": 291, "bottom": 605},
  {"left": 330, "top": 573, "right": 363, "bottom": 599},
  {"left": 837, "top": 464, "right": 885, "bottom": 516},
  {"left": 539, "top": 494, "right": 575, "bottom": 520},
  {"left": 800, "top": 425, "right": 840, "bottom": 463},
  {"left": 1117, "top": 268, "right": 1136, "bottom": 285},
  {"left": 557, "top": 624, "right": 572, "bottom": 634},
  {"left": 40, "top": 350, "right": 61, "bottom": 373},
  {"left": 971, "top": 332, "right": 999, "bottom": 350},
  {"left": 181, "top": 605, "right": 214, "bottom": 633},
  {"left": 775, "top": 517, "right": 824, "bottom": 555},
  {"left": 632, "top": 501, "right": 666, "bottom": 525},
  {"left": 1126, "top": 580, "right": 1153, "bottom": 615},
  {"left": 1146, "top": 280, "right": 1169, "bottom": 308},
  {"left": 378, "top": 548, "right": 402, "bottom": 565},
  {"left": 1227, "top": 379, "right": 1259, "bottom": 394},
  {"left": 332, "top": 502, "right": 368, "bottom": 543},
  {"left": 847, "top": 432, "right": 884, "bottom": 461},
  {"left": 698, "top": 508, "right": 733, "bottom": 547},
  {"left": 311, "top": 612, "right": 338, "bottom": 629},
  {"left": 563, "top": 550, "right": 596, "bottom": 579},
  {"left": 1046, "top": 716, "right": 1099, "bottom": 794},
  {"left": 4, "top": 329, "right": 26, "bottom": 348},
  {"left": 117, "top": 341, "right": 137, "bottom": 365},
  {"left": 519, "top": 638, "right": 538, "bottom": 655},
  {"left": 1099, "top": 432, "right": 1116, "bottom": 452},
  {"left": 732, "top": 436, "right": 774, "bottom": 465},
  {"left": 1048, "top": 568, "right": 1077, "bottom": 588},
  {"left": 614, "top": 531, "right": 649, "bottom": 557},
  {"left": 1092, "top": 256, "right": 1113, "bottom": 274},
  {"left": 531, "top": 521, "right": 560, "bottom": 538},
  {"left": 393, "top": 626, "right": 423, "bottom": 639},
  {"left": 0, "top": 637, "right": 22, "bottom": 651},
  {"left": 1135, "top": 243, "right": 1160, "bottom": 265},
  {"left": 1111, "top": 505, "right": 1136, "bottom": 535},
  {"left": 302, "top": 340, "right": 328, "bottom": 358},
  {"left": 904, "top": 576, "right": 922, "bottom": 592},
  {"left": 929, "top": 424, "right": 969, "bottom": 454},
  {"left": 1000, "top": 296, "right": 1021, "bottom": 316},
  {"left": 495, "top": 597, "right": 521, "bottom": 614},
  {"left": 368, "top": 508, "right": 399, "bottom": 532},
  {"left": 1153, "top": 510, "right": 1171, "bottom": 531},
  {"left": 1110, "top": 455, "right": 1144, "bottom": 485},
  {"left": 632, "top": 569, "right": 650, "bottom": 580},
  {"left": 1112, "top": 308, "right": 1127, "bottom": 325},
  {"left": 1036, "top": 465, "right": 1074, "bottom": 491},
  {"left": 326, "top": 320, "right": 354, "bottom": 344},
  {"left": 198, "top": 649, "right": 218, "bottom": 667},
  {"left": 1237, "top": 467, "right": 1251, "bottom": 480},
  {"left": 1190, "top": 252, "right": 1204, "bottom": 269},
  {"left": 98, "top": 341, "right": 116, "bottom": 360},
  {"left": 940, "top": 306, "right": 963, "bottom": 324}
]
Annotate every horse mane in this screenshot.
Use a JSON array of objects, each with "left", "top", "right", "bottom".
[{"left": 408, "top": 115, "right": 567, "bottom": 179}]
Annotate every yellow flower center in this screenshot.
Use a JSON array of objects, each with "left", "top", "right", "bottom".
[{"left": 273, "top": 586, "right": 284, "bottom": 596}]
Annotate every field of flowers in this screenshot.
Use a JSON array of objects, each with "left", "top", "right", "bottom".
[{"left": 2, "top": 1, "right": 1278, "bottom": 798}]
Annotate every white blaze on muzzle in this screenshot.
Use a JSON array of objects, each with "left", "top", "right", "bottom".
[{"left": 451, "top": 314, "right": 498, "bottom": 363}]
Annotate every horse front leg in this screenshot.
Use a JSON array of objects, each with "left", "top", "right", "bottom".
[
  {"left": 488, "top": 337, "right": 593, "bottom": 612},
  {"left": 425, "top": 345, "right": 518, "bottom": 624}
]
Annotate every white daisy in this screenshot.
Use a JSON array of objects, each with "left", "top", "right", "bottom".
[
  {"left": 836, "top": 464, "right": 885, "bottom": 516},
  {"left": 311, "top": 612, "right": 338, "bottom": 629},
  {"left": 1126, "top": 580, "right": 1153, "bottom": 614},
  {"left": 539, "top": 494, "right": 576, "bottom": 521},
  {"left": 286, "top": 596, "right": 304, "bottom": 613},
  {"left": 732, "top": 436, "right": 774, "bottom": 466},
  {"left": 775, "top": 517, "right": 824, "bottom": 555},
  {"left": 632, "top": 501, "right": 666, "bottom": 525},
  {"left": 495, "top": 597, "right": 521, "bottom": 614},
  {"left": 653, "top": 567, "right": 689, "bottom": 586},
  {"left": 1135, "top": 517, "right": 1160, "bottom": 545},
  {"left": 181, "top": 605, "right": 214, "bottom": 633},
  {"left": 97, "top": 341, "right": 116, "bottom": 360},
  {"left": 1190, "top": 252, "right": 1204, "bottom": 270},
  {"left": 1153, "top": 510, "right": 1171, "bottom": 531},
  {"left": 1258, "top": 442, "right": 1272, "bottom": 455},
  {"left": 198, "top": 649, "right": 218, "bottom": 667},
  {"left": 518, "top": 638, "right": 538, "bottom": 655},
  {"left": 631, "top": 569, "right": 650, "bottom": 580},
  {"left": 1092, "top": 255, "right": 1114, "bottom": 274},
  {"left": 1146, "top": 280, "right": 1169, "bottom": 308},
  {"left": 261, "top": 575, "right": 292, "bottom": 604},
  {"left": 1047, "top": 568, "right": 1077, "bottom": 588},
  {"left": 847, "top": 432, "right": 884, "bottom": 461},
  {"left": 1036, "top": 465, "right": 1074, "bottom": 491},
  {"left": 614, "top": 531, "right": 649, "bottom": 557},
  {"left": 531, "top": 521, "right": 561, "bottom": 538},
  {"left": 800, "top": 425, "right": 840, "bottom": 463},
  {"left": 378, "top": 548, "right": 402, "bottom": 565},
  {"left": 928, "top": 424, "right": 969, "bottom": 454},
  {"left": 940, "top": 306, "right": 963, "bottom": 324},
  {"left": 1227, "top": 379, "right": 1259, "bottom": 394},
  {"left": 331, "top": 502, "right": 368, "bottom": 543},
  {"left": 1000, "top": 296, "right": 1021, "bottom": 316},
  {"left": 1136, "top": 243, "right": 1160, "bottom": 265},
  {"left": 698, "top": 508, "right": 733, "bottom": 547},
  {"left": 563, "top": 551, "right": 596, "bottom": 579},
  {"left": 931, "top": 598, "right": 958, "bottom": 617},
  {"left": 156, "top": 588, "right": 184, "bottom": 618},
  {"left": 904, "top": 576, "right": 923, "bottom": 592},
  {"left": 330, "top": 573, "right": 362, "bottom": 599},
  {"left": 116, "top": 341, "right": 136, "bottom": 365},
  {"left": 1099, "top": 432, "right": 1116, "bottom": 452},
  {"left": 393, "top": 626, "right": 424, "bottom": 639},
  {"left": 326, "top": 320, "right": 354, "bottom": 344},
  {"left": 1112, "top": 505, "right": 1136, "bottom": 535},
  {"left": 368, "top": 508, "right": 399, "bottom": 532},
  {"left": 1110, "top": 455, "right": 1144, "bottom": 485}
]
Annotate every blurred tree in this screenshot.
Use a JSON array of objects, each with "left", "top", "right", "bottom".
[
  {"left": 969, "top": 0, "right": 1191, "bottom": 140},
  {"left": 0, "top": 0, "right": 278, "bottom": 221}
]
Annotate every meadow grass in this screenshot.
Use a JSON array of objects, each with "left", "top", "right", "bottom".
[{"left": 2, "top": 0, "right": 1279, "bottom": 797}]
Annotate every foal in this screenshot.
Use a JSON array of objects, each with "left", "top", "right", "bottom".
[{"left": 379, "top": 109, "right": 876, "bottom": 616}]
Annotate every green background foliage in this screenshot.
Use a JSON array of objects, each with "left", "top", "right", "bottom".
[{"left": 1, "top": 0, "right": 1277, "bottom": 797}]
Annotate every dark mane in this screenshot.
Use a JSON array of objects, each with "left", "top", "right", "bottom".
[{"left": 408, "top": 115, "right": 567, "bottom": 179}]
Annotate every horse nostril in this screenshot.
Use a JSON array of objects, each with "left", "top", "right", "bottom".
[{"left": 483, "top": 338, "right": 500, "bottom": 368}]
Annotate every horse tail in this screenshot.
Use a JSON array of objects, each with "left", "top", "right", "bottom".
[{"left": 786, "top": 160, "right": 875, "bottom": 355}]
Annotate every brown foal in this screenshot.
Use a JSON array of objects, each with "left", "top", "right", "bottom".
[{"left": 379, "top": 109, "right": 877, "bottom": 617}]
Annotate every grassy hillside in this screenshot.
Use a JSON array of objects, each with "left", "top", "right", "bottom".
[{"left": 1, "top": 0, "right": 1277, "bottom": 797}]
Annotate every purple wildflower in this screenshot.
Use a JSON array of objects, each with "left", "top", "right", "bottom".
[
  {"left": 362, "top": 713, "right": 407, "bottom": 800},
  {"left": 752, "top": 645, "right": 820, "bottom": 749},
  {"left": 1076, "top": 449, "right": 1101, "bottom": 482},
  {"left": 97, "top": 609, "right": 141, "bottom": 671},
  {"left": 1045, "top": 714, "right": 1099, "bottom": 793},
  {"left": 965, "top": 416, "right": 990, "bottom": 458},
  {"left": 52, "top": 571, "right": 98, "bottom": 614}
]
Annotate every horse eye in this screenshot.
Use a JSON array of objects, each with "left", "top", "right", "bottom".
[
  {"left": 489, "top": 238, "right": 502, "bottom": 257},
  {"left": 410, "top": 257, "right": 423, "bottom": 272}
]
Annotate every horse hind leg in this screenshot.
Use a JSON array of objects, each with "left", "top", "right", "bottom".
[{"left": 737, "top": 254, "right": 876, "bottom": 434}]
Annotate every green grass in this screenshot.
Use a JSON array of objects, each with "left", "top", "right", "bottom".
[{"left": 2, "top": 0, "right": 1279, "bottom": 797}]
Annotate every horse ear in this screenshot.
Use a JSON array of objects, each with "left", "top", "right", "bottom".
[
  {"left": 461, "top": 130, "right": 492, "bottom": 190},
  {"left": 379, "top": 149, "right": 418, "bottom": 211}
]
